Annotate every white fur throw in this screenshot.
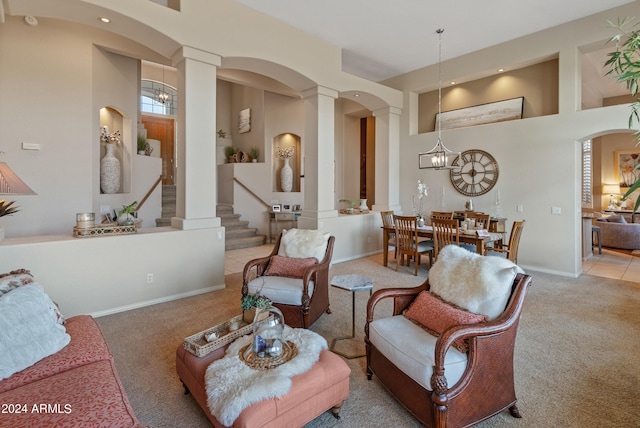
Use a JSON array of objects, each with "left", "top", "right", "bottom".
[
  {"left": 205, "top": 326, "right": 328, "bottom": 426},
  {"left": 278, "top": 228, "right": 330, "bottom": 262},
  {"left": 429, "top": 245, "right": 524, "bottom": 320},
  {"left": 0, "top": 284, "right": 70, "bottom": 380}
]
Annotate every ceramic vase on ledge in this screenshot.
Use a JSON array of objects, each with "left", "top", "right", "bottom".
[
  {"left": 280, "top": 158, "right": 293, "bottom": 192},
  {"left": 100, "top": 144, "right": 120, "bottom": 194}
]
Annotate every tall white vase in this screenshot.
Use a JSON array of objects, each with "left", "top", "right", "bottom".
[
  {"left": 100, "top": 144, "right": 121, "bottom": 194},
  {"left": 280, "top": 157, "right": 293, "bottom": 192}
]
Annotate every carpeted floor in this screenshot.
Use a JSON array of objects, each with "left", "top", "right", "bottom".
[{"left": 96, "top": 252, "right": 640, "bottom": 428}]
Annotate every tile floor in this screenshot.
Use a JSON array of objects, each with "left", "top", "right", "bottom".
[
  {"left": 582, "top": 248, "right": 640, "bottom": 284},
  {"left": 226, "top": 244, "right": 640, "bottom": 285},
  {"left": 224, "top": 244, "right": 275, "bottom": 275}
]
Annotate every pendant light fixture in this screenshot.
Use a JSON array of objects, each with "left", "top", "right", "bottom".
[
  {"left": 156, "top": 64, "right": 169, "bottom": 104},
  {"left": 418, "top": 28, "right": 460, "bottom": 170}
]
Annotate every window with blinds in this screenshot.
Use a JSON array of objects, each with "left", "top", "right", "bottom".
[{"left": 582, "top": 140, "right": 592, "bottom": 207}]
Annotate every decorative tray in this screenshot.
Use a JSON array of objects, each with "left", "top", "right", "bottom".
[
  {"left": 184, "top": 313, "right": 273, "bottom": 358},
  {"left": 73, "top": 224, "right": 136, "bottom": 238}
]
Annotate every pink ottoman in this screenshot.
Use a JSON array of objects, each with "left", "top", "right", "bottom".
[{"left": 176, "top": 343, "right": 350, "bottom": 428}]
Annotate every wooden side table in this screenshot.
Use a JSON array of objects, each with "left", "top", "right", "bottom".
[{"left": 329, "top": 274, "right": 373, "bottom": 359}]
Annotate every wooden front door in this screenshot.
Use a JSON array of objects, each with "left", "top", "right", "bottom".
[{"left": 142, "top": 115, "right": 175, "bottom": 185}]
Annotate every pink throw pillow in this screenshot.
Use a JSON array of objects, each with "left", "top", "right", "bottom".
[
  {"left": 404, "top": 291, "right": 486, "bottom": 352},
  {"left": 264, "top": 255, "right": 317, "bottom": 278}
]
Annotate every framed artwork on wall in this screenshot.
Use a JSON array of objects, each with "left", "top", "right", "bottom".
[
  {"left": 614, "top": 150, "right": 640, "bottom": 190},
  {"left": 282, "top": 204, "right": 292, "bottom": 212},
  {"left": 435, "top": 97, "right": 524, "bottom": 131},
  {"left": 272, "top": 204, "right": 281, "bottom": 212}
]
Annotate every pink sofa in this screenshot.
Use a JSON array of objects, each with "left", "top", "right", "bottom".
[{"left": 0, "top": 315, "right": 146, "bottom": 428}]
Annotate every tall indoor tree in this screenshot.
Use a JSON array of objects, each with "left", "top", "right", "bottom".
[{"left": 605, "top": 17, "right": 640, "bottom": 213}]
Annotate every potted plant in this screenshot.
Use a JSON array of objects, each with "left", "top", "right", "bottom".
[
  {"left": 137, "top": 134, "right": 148, "bottom": 155},
  {"left": 605, "top": 17, "right": 640, "bottom": 213},
  {"left": 117, "top": 201, "right": 138, "bottom": 226},
  {"left": 224, "top": 146, "right": 237, "bottom": 163},
  {"left": 241, "top": 290, "right": 272, "bottom": 323},
  {"left": 250, "top": 147, "right": 259, "bottom": 162}
]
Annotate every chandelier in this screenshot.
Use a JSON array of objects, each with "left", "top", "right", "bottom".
[
  {"left": 418, "top": 28, "right": 460, "bottom": 170},
  {"left": 155, "top": 65, "right": 169, "bottom": 104}
]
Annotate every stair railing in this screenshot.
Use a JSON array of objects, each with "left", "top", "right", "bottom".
[
  {"left": 135, "top": 175, "right": 163, "bottom": 212},
  {"left": 233, "top": 177, "right": 271, "bottom": 209}
]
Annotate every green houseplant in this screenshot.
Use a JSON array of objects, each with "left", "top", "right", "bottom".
[
  {"left": 137, "top": 134, "right": 148, "bottom": 154},
  {"left": 224, "top": 146, "right": 237, "bottom": 163},
  {"left": 117, "top": 201, "right": 138, "bottom": 225},
  {"left": 605, "top": 17, "right": 640, "bottom": 213},
  {"left": 249, "top": 147, "right": 259, "bottom": 162}
]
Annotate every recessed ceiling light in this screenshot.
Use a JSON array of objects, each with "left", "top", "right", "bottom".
[
  {"left": 99, "top": 17, "right": 111, "bottom": 24},
  {"left": 449, "top": 81, "right": 456, "bottom": 85},
  {"left": 497, "top": 68, "right": 505, "bottom": 72},
  {"left": 354, "top": 94, "right": 360, "bottom": 97}
]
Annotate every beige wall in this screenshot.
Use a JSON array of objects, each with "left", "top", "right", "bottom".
[{"left": 418, "top": 59, "right": 559, "bottom": 134}]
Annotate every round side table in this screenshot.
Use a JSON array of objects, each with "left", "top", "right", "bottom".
[{"left": 329, "top": 274, "right": 373, "bottom": 359}]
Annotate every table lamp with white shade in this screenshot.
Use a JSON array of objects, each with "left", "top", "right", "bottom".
[
  {"left": 602, "top": 183, "right": 621, "bottom": 210},
  {"left": 0, "top": 161, "right": 37, "bottom": 241}
]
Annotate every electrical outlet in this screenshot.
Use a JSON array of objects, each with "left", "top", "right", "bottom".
[
  {"left": 217, "top": 231, "right": 223, "bottom": 240},
  {"left": 146, "top": 273, "right": 153, "bottom": 284},
  {"left": 551, "top": 206, "right": 562, "bottom": 215},
  {"left": 517, "top": 204, "right": 523, "bottom": 213}
]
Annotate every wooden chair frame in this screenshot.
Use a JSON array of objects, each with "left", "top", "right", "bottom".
[
  {"left": 394, "top": 215, "right": 433, "bottom": 276},
  {"left": 485, "top": 220, "right": 525, "bottom": 263},
  {"left": 431, "top": 218, "right": 459, "bottom": 260},
  {"left": 380, "top": 210, "right": 397, "bottom": 260},
  {"left": 365, "top": 273, "right": 533, "bottom": 428},
  {"left": 242, "top": 232, "right": 335, "bottom": 328}
]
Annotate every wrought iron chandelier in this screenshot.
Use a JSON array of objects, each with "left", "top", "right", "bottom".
[
  {"left": 418, "top": 28, "right": 460, "bottom": 170},
  {"left": 155, "top": 65, "right": 169, "bottom": 104}
]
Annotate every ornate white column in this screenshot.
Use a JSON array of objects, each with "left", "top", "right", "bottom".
[
  {"left": 372, "top": 106, "right": 402, "bottom": 212},
  {"left": 299, "top": 86, "right": 339, "bottom": 228},
  {"left": 171, "top": 46, "right": 222, "bottom": 230}
]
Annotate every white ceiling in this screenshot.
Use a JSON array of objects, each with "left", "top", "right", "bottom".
[{"left": 234, "top": 0, "right": 635, "bottom": 83}]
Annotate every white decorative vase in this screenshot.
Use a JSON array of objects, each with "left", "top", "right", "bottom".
[
  {"left": 359, "top": 199, "right": 368, "bottom": 210},
  {"left": 280, "top": 157, "right": 293, "bottom": 192},
  {"left": 100, "top": 144, "right": 121, "bottom": 194}
]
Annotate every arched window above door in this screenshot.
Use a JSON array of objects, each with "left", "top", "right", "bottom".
[{"left": 141, "top": 79, "right": 177, "bottom": 116}]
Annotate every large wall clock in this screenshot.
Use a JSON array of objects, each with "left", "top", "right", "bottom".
[{"left": 449, "top": 149, "right": 499, "bottom": 196}]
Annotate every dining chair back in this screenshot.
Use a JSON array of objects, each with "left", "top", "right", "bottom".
[
  {"left": 431, "top": 218, "right": 460, "bottom": 260},
  {"left": 466, "top": 212, "right": 491, "bottom": 230},
  {"left": 430, "top": 211, "right": 454, "bottom": 220},
  {"left": 380, "top": 211, "right": 397, "bottom": 260},
  {"left": 486, "top": 220, "right": 526, "bottom": 263},
  {"left": 394, "top": 215, "right": 433, "bottom": 276}
]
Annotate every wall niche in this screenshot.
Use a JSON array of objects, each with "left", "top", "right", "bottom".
[{"left": 273, "top": 133, "right": 301, "bottom": 192}]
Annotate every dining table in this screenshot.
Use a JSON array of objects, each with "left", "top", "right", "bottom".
[{"left": 381, "top": 224, "right": 503, "bottom": 267}]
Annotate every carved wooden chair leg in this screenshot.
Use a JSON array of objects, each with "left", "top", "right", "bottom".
[
  {"left": 326, "top": 307, "right": 332, "bottom": 314},
  {"left": 366, "top": 366, "right": 373, "bottom": 380},
  {"left": 508, "top": 404, "right": 522, "bottom": 418},
  {"left": 330, "top": 401, "right": 345, "bottom": 419},
  {"left": 181, "top": 381, "right": 190, "bottom": 395}
]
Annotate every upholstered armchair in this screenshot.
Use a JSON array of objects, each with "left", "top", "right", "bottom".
[
  {"left": 365, "top": 245, "right": 532, "bottom": 428},
  {"left": 242, "top": 229, "right": 335, "bottom": 329}
]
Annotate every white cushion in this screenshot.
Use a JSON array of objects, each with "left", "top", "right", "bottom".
[
  {"left": 369, "top": 315, "right": 467, "bottom": 391},
  {"left": 278, "top": 229, "right": 330, "bottom": 262},
  {"left": 0, "top": 284, "right": 70, "bottom": 380},
  {"left": 248, "top": 276, "right": 315, "bottom": 306},
  {"left": 429, "top": 245, "right": 524, "bottom": 320}
]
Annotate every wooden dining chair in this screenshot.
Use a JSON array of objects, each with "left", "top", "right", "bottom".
[
  {"left": 430, "top": 211, "right": 454, "bottom": 220},
  {"left": 465, "top": 212, "right": 491, "bottom": 229},
  {"left": 431, "top": 218, "right": 460, "bottom": 260},
  {"left": 380, "top": 210, "right": 397, "bottom": 261},
  {"left": 486, "top": 220, "right": 526, "bottom": 263},
  {"left": 394, "top": 215, "right": 433, "bottom": 276}
]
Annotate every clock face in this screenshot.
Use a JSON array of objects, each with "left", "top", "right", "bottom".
[{"left": 450, "top": 149, "right": 499, "bottom": 196}]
